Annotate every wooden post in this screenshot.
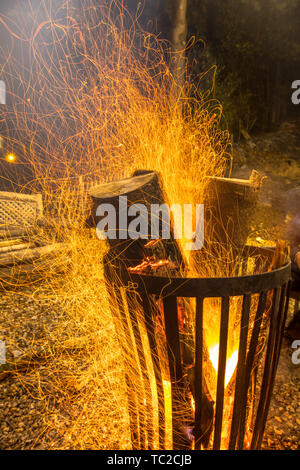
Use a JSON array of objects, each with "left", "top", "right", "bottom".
[
  {"left": 191, "top": 172, "right": 263, "bottom": 276},
  {"left": 170, "top": 0, "right": 188, "bottom": 96}
]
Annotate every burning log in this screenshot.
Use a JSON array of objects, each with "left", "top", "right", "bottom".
[
  {"left": 187, "top": 365, "right": 214, "bottom": 448},
  {"left": 87, "top": 170, "right": 185, "bottom": 269},
  {"left": 192, "top": 172, "right": 264, "bottom": 275},
  {"left": 206, "top": 172, "right": 263, "bottom": 248}
]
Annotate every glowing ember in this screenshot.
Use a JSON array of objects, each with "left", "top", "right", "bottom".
[
  {"left": 209, "top": 344, "right": 238, "bottom": 388},
  {"left": 127, "top": 258, "right": 171, "bottom": 273}
]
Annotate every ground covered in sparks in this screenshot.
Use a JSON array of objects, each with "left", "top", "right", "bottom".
[
  {"left": 0, "top": 283, "right": 299, "bottom": 450},
  {"left": 0, "top": 284, "right": 131, "bottom": 450},
  {"left": 0, "top": 119, "right": 299, "bottom": 450}
]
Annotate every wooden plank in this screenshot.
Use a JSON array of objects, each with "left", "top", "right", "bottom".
[
  {"left": 0, "top": 242, "right": 35, "bottom": 254},
  {"left": 0, "top": 227, "right": 33, "bottom": 239},
  {"left": 0, "top": 238, "right": 23, "bottom": 247},
  {"left": 0, "top": 191, "right": 42, "bottom": 204},
  {"left": 0, "top": 243, "right": 67, "bottom": 266}
]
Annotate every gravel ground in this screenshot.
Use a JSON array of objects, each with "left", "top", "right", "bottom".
[
  {"left": 0, "top": 286, "right": 65, "bottom": 449},
  {"left": 0, "top": 376, "right": 47, "bottom": 449},
  {"left": 261, "top": 325, "right": 300, "bottom": 450},
  {"left": 233, "top": 118, "right": 300, "bottom": 450}
]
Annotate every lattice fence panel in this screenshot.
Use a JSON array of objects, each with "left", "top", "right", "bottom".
[{"left": 0, "top": 193, "right": 43, "bottom": 227}]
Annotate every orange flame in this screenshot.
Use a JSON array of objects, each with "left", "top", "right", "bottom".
[{"left": 209, "top": 344, "right": 238, "bottom": 388}]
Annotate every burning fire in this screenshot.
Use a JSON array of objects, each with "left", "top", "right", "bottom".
[
  {"left": 0, "top": 0, "right": 232, "bottom": 451},
  {"left": 209, "top": 344, "right": 239, "bottom": 388},
  {"left": 127, "top": 258, "right": 171, "bottom": 274}
]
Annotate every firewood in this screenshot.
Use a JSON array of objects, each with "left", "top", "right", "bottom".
[
  {"left": 0, "top": 242, "right": 36, "bottom": 254},
  {"left": 187, "top": 365, "right": 214, "bottom": 449},
  {"left": 205, "top": 173, "right": 262, "bottom": 250},
  {"left": 0, "top": 238, "right": 23, "bottom": 247},
  {"left": 88, "top": 170, "right": 186, "bottom": 269},
  {"left": 269, "top": 240, "right": 290, "bottom": 271},
  {"left": 0, "top": 227, "right": 34, "bottom": 239},
  {"left": 0, "top": 243, "right": 67, "bottom": 266},
  {"left": 191, "top": 173, "right": 263, "bottom": 276}
]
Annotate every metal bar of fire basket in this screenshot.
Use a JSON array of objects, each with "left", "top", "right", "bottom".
[
  {"left": 125, "top": 290, "right": 155, "bottom": 449},
  {"left": 213, "top": 296, "right": 230, "bottom": 450},
  {"left": 237, "top": 290, "right": 267, "bottom": 449},
  {"left": 194, "top": 296, "right": 204, "bottom": 450},
  {"left": 275, "top": 282, "right": 290, "bottom": 374},
  {"left": 255, "top": 283, "right": 289, "bottom": 449},
  {"left": 229, "top": 293, "right": 251, "bottom": 449},
  {"left": 162, "top": 296, "right": 188, "bottom": 450},
  {"left": 140, "top": 288, "right": 166, "bottom": 449},
  {"left": 250, "top": 287, "right": 281, "bottom": 449}
]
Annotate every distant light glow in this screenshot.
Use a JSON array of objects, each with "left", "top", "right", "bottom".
[{"left": 5, "top": 154, "right": 16, "bottom": 163}]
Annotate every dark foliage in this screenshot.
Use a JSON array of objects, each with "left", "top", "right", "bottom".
[
  {"left": 126, "top": 0, "right": 300, "bottom": 135},
  {"left": 187, "top": 0, "right": 300, "bottom": 134}
]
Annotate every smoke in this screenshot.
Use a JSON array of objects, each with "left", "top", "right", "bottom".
[
  {"left": 284, "top": 186, "right": 300, "bottom": 248},
  {"left": 285, "top": 187, "right": 300, "bottom": 217},
  {"left": 286, "top": 215, "right": 300, "bottom": 247}
]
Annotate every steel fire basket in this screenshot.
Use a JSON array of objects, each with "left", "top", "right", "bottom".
[{"left": 104, "top": 245, "right": 291, "bottom": 451}]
